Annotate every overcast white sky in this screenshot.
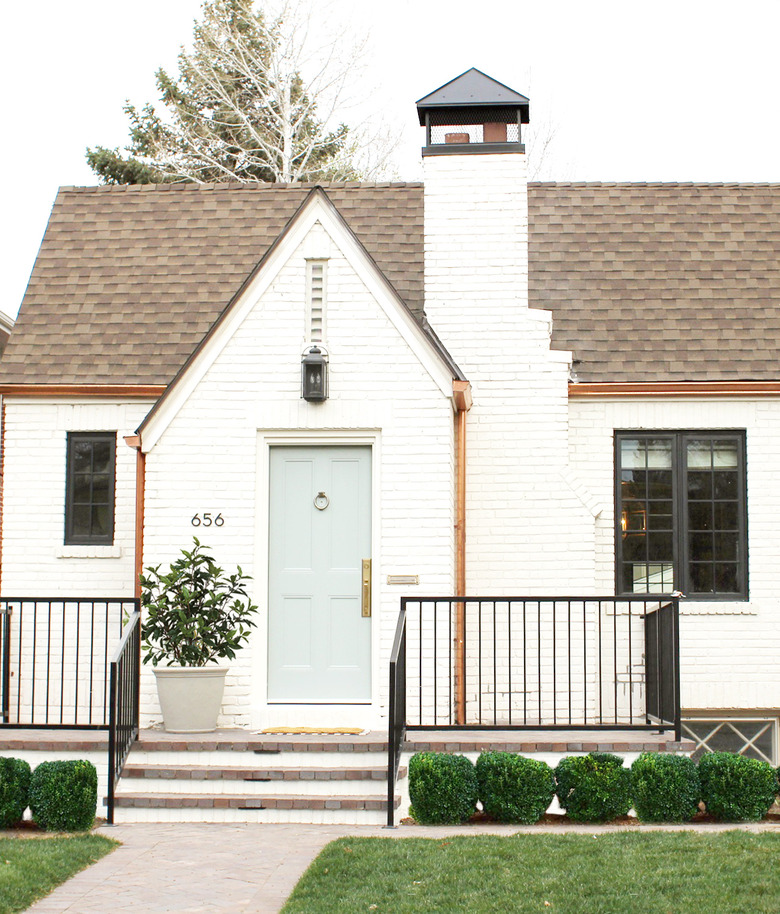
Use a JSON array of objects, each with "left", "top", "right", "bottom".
[{"left": 2, "top": 0, "right": 780, "bottom": 318}]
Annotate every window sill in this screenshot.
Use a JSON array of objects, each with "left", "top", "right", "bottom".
[
  {"left": 679, "top": 600, "right": 756, "bottom": 615},
  {"left": 55, "top": 545, "right": 122, "bottom": 560}
]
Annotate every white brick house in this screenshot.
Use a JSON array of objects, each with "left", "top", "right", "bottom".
[{"left": 1, "top": 68, "right": 778, "bottom": 777}]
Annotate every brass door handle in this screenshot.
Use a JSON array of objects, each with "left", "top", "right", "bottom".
[{"left": 361, "top": 559, "right": 372, "bottom": 617}]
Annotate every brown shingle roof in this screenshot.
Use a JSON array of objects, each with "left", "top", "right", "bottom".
[
  {"left": 5, "top": 180, "right": 780, "bottom": 386},
  {"left": 529, "top": 182, "right": 780, "bottom": 382},
  {"left": 0, "top": 182, "right": 423, "bottom": 385}
]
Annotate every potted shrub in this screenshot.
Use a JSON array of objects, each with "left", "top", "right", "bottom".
[{"left": 140, "top": 538, "right": 258, "bottom": 732}]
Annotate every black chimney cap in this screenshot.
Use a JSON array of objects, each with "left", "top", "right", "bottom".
[{"left": 416, "top": 68, "right": 530, "bottom": 126}]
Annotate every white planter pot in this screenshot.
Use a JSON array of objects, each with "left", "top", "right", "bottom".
[{"left": 153, "top": 666, "right": 228, "bottom": 733}]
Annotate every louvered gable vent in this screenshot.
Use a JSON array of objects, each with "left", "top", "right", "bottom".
[{"left": 307, "top": 260, "right": 327, "bottom": 344}]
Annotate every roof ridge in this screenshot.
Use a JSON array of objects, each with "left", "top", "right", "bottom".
[{"left": 58, "top": 181, "right": 425, "bottom": 195}]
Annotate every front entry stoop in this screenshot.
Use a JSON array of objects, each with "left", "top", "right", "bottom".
[{"left": 110, "top": 730, "right": 403, "bottom": 825}]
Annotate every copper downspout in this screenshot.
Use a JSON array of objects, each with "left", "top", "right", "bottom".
[
  {"left": 0, "top": 397, "right": 5, "bottom": 594},
  {"left": 124, "top": 436, "right": 145, "bottom": 600},
  {"left": 452, "top": 380, "right": 472, "bottom": 725}
]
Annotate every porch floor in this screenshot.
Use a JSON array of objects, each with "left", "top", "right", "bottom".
[{"left": 0, "top": 727, "right": 692, "bottom": 754}]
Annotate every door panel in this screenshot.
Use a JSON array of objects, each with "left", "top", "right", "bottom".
[{"left": 268, "top": 446, "right": 371, "bottom": 701}]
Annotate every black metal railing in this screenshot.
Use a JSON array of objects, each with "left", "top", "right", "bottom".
[
  {"left": 0, "top": 598, "right": 138, "bottom": 727},
  {"left": 386, "top": 595, "right": 681, "bottom": 825},
  {"left": 106, "top": 608, "right": 141, "bottom": 825},
  {"left": 386, "top": 604, "right": 407, "bottom": 826},
  {"left": 401, "top": 595, "right": 680, "bottom": 730},
  {"left": 0, "top": 597, "right": 141, "bottom": 826}
]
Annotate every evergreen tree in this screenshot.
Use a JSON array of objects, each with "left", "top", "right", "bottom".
[{"left": 86, "top": 0, "right": 367, "bottom": 184}]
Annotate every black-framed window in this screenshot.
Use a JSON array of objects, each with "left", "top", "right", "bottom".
[
  {"left": 65, "top": 432, "right": 116, "bottom": 545},
  {"left": 615, "top": 431, "right": 747, "bottom": 599}
]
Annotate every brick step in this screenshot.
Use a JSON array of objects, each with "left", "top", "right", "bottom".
[
  {"left": 111, "top": 792, "right": 401, "bottom": 812},
  {"left": 134, "top": 732, "right": 389, "bottom": 754},
  {"left": 122, "top": 764, "right": 406, "bottom": 782}
]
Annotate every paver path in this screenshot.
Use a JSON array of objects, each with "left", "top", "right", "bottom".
[{"left": 26, "top": 820, "right": 780, "bottom": 913}]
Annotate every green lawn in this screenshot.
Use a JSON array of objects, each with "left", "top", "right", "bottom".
[
  {"left": 282, "top": 831, "right": 780, "bottom": 914},
  {"left": 0, "top": 834, "right": 116, "bottom": 914}
]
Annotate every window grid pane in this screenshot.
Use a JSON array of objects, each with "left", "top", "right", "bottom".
[
  {"left": 685, "top": 436, "right": 742, "bottom": 596},
  {"left": 65, "top": 433, "right": 115, "bottom": 545},
  {"left": 616, "top": 431, "right": 746, "bottom": 598},
  {"left": 619, "top": 437, "right": 675, "bottom": 594}
]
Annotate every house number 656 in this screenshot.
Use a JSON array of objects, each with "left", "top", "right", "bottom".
[{"left": 191, "top": 513, "right": 224, "bottom": 527}]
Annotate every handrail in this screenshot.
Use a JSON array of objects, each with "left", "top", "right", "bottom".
[
  {"left": 386, "top": 602, "right": 407, "bottom": 827},
  {"left": 106, "top": 608, "right": 141, "bottom": 825}
]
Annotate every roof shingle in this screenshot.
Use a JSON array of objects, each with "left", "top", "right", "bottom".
[{"left": 5, "top": 180, "right": 780, "bottom": 386}]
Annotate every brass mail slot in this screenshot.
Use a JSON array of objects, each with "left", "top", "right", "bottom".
[{"left": 361, "top": 559, "right": 372, "bottom": 617}]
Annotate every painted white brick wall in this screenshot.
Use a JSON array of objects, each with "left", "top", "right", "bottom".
[
  {"left": 424, "top": 151, "right": 592, "bottom": 596},
  {"left": 569, "top": 396, "right": 780, "bottom": 714},
  {"left": 2, "top": 400, "right": 150, "bottom": 596},
  {"left": 141, "top": 224, "right": 456, "bottom": 729}
]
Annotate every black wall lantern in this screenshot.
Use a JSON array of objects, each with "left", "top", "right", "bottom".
[{"left": 301, "top": 346, "right": 328, "bottom": 401}]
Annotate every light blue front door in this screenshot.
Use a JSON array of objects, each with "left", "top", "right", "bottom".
[{"left": 268, "top": 446, "right": 371, "bottom": 701}]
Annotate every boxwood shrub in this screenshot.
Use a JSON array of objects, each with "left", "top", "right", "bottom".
[
  {"left": 0, "top": 757, "right": 31, "bottom": 827},
  {"left": 476, "top": 752, "right": 555, "bottom": 823},
  {"left": 554, "top": 752, "right": 632, "bottom": 823},
  {"left": 699, "top": 752, "right": 778, "bottom": 821},
  {"left": 29, "top": 760, "right": 97, "bottom": 831},
  {"left": 408, "top": 752, "right": 478, "bottom": 824},
  {"left": 631, "top": 752, "right": 700, "bottom": 823}
]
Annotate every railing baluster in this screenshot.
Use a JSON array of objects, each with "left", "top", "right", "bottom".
[
  {"left": 582, "top": 600, "right": 587, "bottom": 727},
  {"left": 74, "top": 601, "right": 81, "bottom": 726},
  {"left": 612, "top": 599, "right": 618, "bottom": 725},
  {"left": 59, "top": 601, "right": 66, "bottom": 725},
  {"left": 507, "top": 601, "right": 512, "bottom": 727},
  {"left": 45, "top": 601, "right": 52, "bottom": 725},
  {"left": 418, "top": 600, "right": 423, "bottom": 726},
  {"left": 478, "top": 601, "right": 482, "bottom": 724},
  {"left": 492, "top": 601, "right": 497, "bottom": 726},
  {"left": 597, "top": 599, "right": 603, "bottom": 725},
  {"left": 522, "top": 600, "right": 527, "bottom": 725},
  {"left": 552, "top": 600, "right": 557, "bottom": 725},
  {"left": 433, "top": 599, "right": 438, "bottom": 725},
  {"left": 31, "top": 602, "right": 37, "bottom": 724},
  {"left": 462, "top": 600, "right": 467, "bottom": 724},
  {"left": 448, "top": 599, "right": 452, "bottom": 726},
  {"left": 16, "top": 603, "right": 23, "bottom": 723},
  {"left": 567, "top": 601, "right": 572, "bottom": 727},
  {"left": 537, "top": 601, "right": 541, "bottom": 727},
  {"left": 628, "top": 601, "right": 633, "bottom": 724}
]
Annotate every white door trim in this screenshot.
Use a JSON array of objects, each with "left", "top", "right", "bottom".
[{"left": 252, "top": 429, "right": 381, "bottom": 730}]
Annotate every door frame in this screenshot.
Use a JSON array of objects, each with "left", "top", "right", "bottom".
[{"left": 252, "top": 429, "right": 381, "bottom": 730}]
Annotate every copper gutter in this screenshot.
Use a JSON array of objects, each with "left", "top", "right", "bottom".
[
  {"left": 0, "top": 385, "right": 165, "bottom": 398},
  {"left": 569, "top": 381, "right": 780, "bottom": 398},
  {"left": 452, "top": 380, "right": 472, "bottom": 725},
  {"left": 124, "top": 436, "right": 145, "bottom": 600}
]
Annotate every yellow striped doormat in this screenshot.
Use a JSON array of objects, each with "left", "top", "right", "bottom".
[{"left": 260, "top": 727, "right": 365, "bottom": 735}]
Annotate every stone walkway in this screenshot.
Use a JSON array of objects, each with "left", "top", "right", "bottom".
[{"left": 26, "top": 820, "right": 780, "bottom": 913}]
